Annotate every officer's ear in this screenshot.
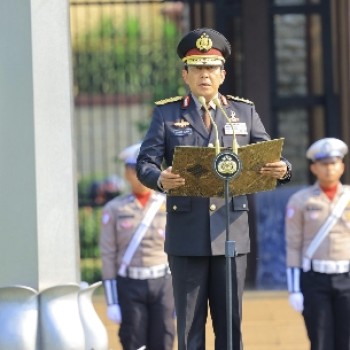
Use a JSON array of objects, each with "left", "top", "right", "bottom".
[
  {"left": 220, "top": 68, "right": 226, "bottom": 84},
  {"left": 339, "top": 161, "right": 345, "bottom": 175},
  {"left": 309, "top": 162, "right": 318, "bottom": 176},
  {"left": 182, "top": 67, "right": 189, "bottom": 83}
]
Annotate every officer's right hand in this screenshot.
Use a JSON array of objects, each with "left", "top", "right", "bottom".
[
  {"left": 288, "top": 292, "right": 304, "bottom": 312},
  {"left": 107, "top": 304, "right": 122, "bottom": 324},
  {"left": 158, "top": 166, "right": 185, "bottom": 191}
]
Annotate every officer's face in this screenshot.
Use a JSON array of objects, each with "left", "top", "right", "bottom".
[
  {"left": 182, "top": 65, "right": 226, "bottom": 101},
  {"left": 310, "top": 158, "right": 345, "bottom": 187}
]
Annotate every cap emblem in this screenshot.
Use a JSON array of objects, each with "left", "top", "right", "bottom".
[
  {"left": 196, "top": 33, "right": 213, "bottom": 51},
  {"left": 320, "top": 141, "right": 332, "bottom": 154}
]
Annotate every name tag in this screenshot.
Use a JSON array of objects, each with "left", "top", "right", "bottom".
[
  {"left": 172, "top": 127, "right": 193, "bottom": 136},
  {"left": 224, "top": 123, "right": 248, "bottom": 135}
]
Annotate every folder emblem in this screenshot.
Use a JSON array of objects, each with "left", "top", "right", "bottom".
[{"left": 217, "top": 156, "right": 238, "bottom": 175}]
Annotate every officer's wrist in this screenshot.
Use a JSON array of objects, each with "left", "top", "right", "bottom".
[
  {"left": 157, "top": 176, "right": 167, "bottom": 193},
  {"left": 279, "top": 161, "right": 292, "bottom": 182},
  {"left": 279, "top": 170, "right": 289, "bottom": 180}
]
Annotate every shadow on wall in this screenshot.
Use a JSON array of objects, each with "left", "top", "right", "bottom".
[{"left": 254, "top": 185, "right": 306, "bottom": 289}]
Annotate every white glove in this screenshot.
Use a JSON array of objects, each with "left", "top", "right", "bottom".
[
  {"left": 103, "top": 279, "right": 121, "bottom": 323},
  {"left": 107, "top": 304, "right": 122, "bottom": 324},
  {"left": 288, "top": 292, "right": 304, "bottom": 313}
]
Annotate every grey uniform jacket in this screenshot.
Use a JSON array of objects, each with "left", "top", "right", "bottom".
[
  {"left": 136, "top": 94, "right": 275, "bottom": 256},
  {"left": 285, "top": 183, "right": 350, "bottom": 267},
  {"left": 99, "top": 192, "right": 168, "bottom": 280}
]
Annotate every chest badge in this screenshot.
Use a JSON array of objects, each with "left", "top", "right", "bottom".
[
  {"left": 174, "top": 119, "right": 190, "bottom": 128},
  {"left": 229, "top": 111, "right": 239, "bottom": 122}
]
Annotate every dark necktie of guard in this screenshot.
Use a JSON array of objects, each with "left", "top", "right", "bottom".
[{"left": 202, "top": 106, "right": 212, "bottom": 131}]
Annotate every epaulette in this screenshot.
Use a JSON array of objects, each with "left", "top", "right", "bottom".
[
  {"left": 226, "top": 95, "right": 254, "bottom": 105},
  {"left": 155, "top": 96, "right": 183, "bottom": 106}
]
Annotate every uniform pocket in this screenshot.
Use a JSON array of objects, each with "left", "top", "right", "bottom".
[
  {"left": 231, "top": 195, "right": 248, "bottom": 211},
  {"left": 166, "top": 196, "right": 192, "bottom": 212}
]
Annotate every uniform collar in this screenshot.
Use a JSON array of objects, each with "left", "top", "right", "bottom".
[
  {"left": 313, "top": 181, "right": 344, "bottom": 196},
  {"left": 191, "top": 93, "right": 218, "bottom": 112}
]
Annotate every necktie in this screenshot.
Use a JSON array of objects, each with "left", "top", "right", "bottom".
[{"left": 202, "top": 107, "right": 212, "bottom": 131}]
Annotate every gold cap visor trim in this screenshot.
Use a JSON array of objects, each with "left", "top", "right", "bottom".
[{"left": 182, "top": 55, "right": 225, "bottom": 66}]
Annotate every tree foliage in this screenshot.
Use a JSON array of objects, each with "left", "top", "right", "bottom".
[{"left": 72, "top": 16, "right": 185, "bottom": 101}]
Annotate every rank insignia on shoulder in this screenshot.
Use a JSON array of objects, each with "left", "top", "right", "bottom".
[
  {"left": 174, "top": 119, "right": 190, "bottom": 128},
  {"left": 155, "top": 96, "right": 183, "bottom": 105},
  {"left": 226, "top": 95, "right": 254, "bottom": 105}
]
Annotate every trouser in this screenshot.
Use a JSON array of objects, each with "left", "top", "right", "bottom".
[
  {"left": 169, "top": 254, "right": 247, "bottom": 350},
  {"left": 301, "top": 270, "right": 350, "bottom": 350},
  {"left": 117, "top": 274, "right": 175, "bottom": 350}
]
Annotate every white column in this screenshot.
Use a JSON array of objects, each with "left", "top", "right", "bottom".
[
  {"left": 0, "top": 3, "right": 108, "bottom": 348},
  {"left": 0, "top": 0, "right": 80, "bottom": 291}
]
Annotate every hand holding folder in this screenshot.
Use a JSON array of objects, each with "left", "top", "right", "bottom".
[{"left": 169, "top": 138, "right": 285, "bottom": 197}]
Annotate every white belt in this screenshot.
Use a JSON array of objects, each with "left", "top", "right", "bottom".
[
  {"left": 303, "top": 258, "right": 350, "bottom": 274},
  {"left": 125, "top": 264, "right": 170, "bottom": 280}
]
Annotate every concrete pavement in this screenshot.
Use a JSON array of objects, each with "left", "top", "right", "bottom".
[{"left": 93, "top": 290, "right": 309, "bottom": 350}]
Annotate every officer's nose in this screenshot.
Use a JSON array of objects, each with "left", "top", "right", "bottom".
[{"left": 201, "top": 69, "right": 210, "bottom": 78}]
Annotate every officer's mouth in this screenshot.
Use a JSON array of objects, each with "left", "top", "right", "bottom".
[{"left": 199, "top": 83, "right": 211, "bottom": 87}]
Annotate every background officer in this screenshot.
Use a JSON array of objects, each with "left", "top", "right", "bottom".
[
  {"left": 137, "top": 28, "right": 292, "bottom": 350},
  {"left": 286, "top": 137, "right": 350, "bottom": 350},
  {"left": 99, "top": 143, "right": 175, "bottom": 350}
]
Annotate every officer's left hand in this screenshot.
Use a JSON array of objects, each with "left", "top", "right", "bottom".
[{"left": 259, "top": 161, "right": 288, "bottom": 179}]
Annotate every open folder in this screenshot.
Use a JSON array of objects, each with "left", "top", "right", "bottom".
[{"left": 168, "top": 138, "right": 284, "bottom": 197}]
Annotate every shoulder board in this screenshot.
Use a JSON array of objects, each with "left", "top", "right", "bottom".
[
  {"left": 155, "top": 96, "right": 183, "bottom": 106},
  {"left": 226, "top": 95, "right": 254, "bottom": 105}
]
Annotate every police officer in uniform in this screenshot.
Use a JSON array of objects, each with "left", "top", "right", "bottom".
[
  {"left": 285, "top": 137, "right": 350, "bottom": 350},
  {"left": 136, "top": 28, "right": 292, "bottom": 350},
  {"left": 99, "top": 143, "right": 175, "bottom": 350}
]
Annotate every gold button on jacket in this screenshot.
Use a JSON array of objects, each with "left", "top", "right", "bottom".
[{"left": 209, "top": 204, "right": 216, "bottom": 211}]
